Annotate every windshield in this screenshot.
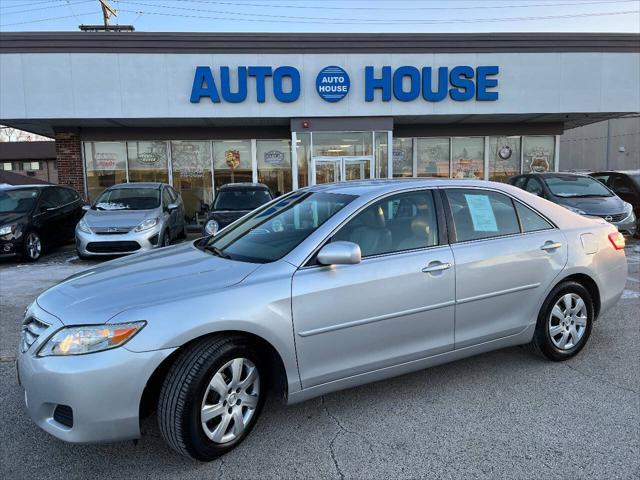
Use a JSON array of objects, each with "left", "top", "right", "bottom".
[
  {"left": 94, "top": 188, "right": 160, "bottom": 210},
  {"left": 213, "top": 189, "right": 273, "bottom": 211},
  {"left": 544, "top": 176, "right": 612, "bottom": 198},
  {"left": 630, "top": 174, "right": 640, "bottom": 188},
  {"left": 202, "top": 190, "right": 356, "bottom": 263},
  {"left": 0, "top": 189, "right": 40, "bottom": 214}
]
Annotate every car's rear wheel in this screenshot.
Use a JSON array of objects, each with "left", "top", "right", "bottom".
[
  {"left": 529, "top": 281, "right": 594, "bottom": 361},
  {"left": 161, "top": 230, "right": 171, "bottom": 247},
  {"left": 158, "top": 336, "right": 265, "bottom": 461},
  {"left": 21, "top": 231, "right": 42, "bottom": 262}
]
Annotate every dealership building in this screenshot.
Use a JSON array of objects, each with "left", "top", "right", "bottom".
[{"left": 0, "top": 32, "right": 638, "bottom": 223}]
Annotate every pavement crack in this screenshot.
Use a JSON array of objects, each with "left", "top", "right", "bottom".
[
  {"left": 565, "top": 363, "right": 638, "bottom": 395},
  {"left": 216, "top": 456, "right": 225, "bottom": 480}
]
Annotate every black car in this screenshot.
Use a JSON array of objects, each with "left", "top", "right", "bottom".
[
  {"left": 0, "top": 184, "right": 84, "bottom": 261},
  {"left": 202, "top": 183, "right": 273, "bottom": 236},
  {"left": 509, "top": 172, "right": 636, "bottom": 235},
  {"left": 589, "top": 170, "right": 640, "bottom": 237}
]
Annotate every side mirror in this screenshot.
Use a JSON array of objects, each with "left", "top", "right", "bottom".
[
  {"left": 82, "top": 205, "right": 91, "bottom": 211},
  {"left": 167, "top": 202, "right": 179, "bottom": 212},
  {"left": 317, "top": 241, "right": 361, "bottom": 266}
]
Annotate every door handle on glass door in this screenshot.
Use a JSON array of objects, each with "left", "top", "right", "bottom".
[
  {"left": 540, "top": 241, "right": 562, "bottom": 251},
  {"left": 422, "top": 262, "right": 452, "bottom": 273}
]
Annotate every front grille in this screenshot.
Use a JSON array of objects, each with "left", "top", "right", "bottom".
[
  {"left": 596, "top": 212, "right": 627, "bottom": 223},
  {"left": 53, "top": 404, "right": 73, "bottom": 428},
  {"left": 86, "top": 241, "right": 141, "bottom": 253},
  {"left": 92, "top": 227, "right": 132, "bottom": 235},
  {"left": 20, "top": 317, "right": 50, "bottom": 353}
]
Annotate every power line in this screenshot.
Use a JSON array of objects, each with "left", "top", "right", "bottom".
[
  {"left": 0, "top": 11, "right": 96, "bottom": 28},
  {"left": 114, "top": 0, "right": 639, "bottom": 12},
  {"left": 0, "top": 0, "right": 70, "bottom": 9},
  {"left": 0, "top": 0, "right": 94, "bottom": 16},
  {"left": 116, "top": 7, "right": 639, "bottom": 25}
]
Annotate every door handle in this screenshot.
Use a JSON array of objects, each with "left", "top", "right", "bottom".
[
  {"left": 540, "top": 241, "right": 562, "bottom": 251},
  {"left": 422, "top": 262, "right": 452, "bottom": 273}
]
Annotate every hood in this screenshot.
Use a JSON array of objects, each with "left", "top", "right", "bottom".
[
  {"left": 557, "top": 195, "right": 626, "bottom": 215},
  {"left": 210, "top": 210, "right": 251, "bottom": 227},
  {"left": 36, "top": 241, "right": 261, "bottom": 325},
  {"left": 0, "top": 211, "right": 29, "bottom": 226},
  {"left": 83, "top": 208, "right": 156, "bottom": 229}
]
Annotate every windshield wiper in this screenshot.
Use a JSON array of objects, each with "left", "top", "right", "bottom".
[{"left": 205, "top": 245, "right": 231, "bottom": 259}]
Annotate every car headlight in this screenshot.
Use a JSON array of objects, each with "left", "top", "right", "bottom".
[
  {"left": 623, "top": 202, "right": 633, "bottom": 217},
  {"left": 37, "top": 321, "right": 146, "bottom": 356},
  {"left": 77, "top": 218, "right": 91, "bottom": 234},
  {"left": 204, "top": 219, "right": 219, "bottom": 236},
  {"left": 562, "top": 205, "right": 587, "bottom": 215},
  {"left": 134, "top": 217, "right": 159, "bottom": 232},
  {"left": 0, "top": 224, "right": 15, "bottom": 236}
]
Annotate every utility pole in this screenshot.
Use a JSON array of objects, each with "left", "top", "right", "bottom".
[
  {"left": 78, "top": 0, "right": 135, "bottom": 32},
  {"left": 99, "top": 0, "right": 117, "bottom": 29}
]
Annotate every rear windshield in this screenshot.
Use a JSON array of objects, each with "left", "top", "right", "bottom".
[
  {"left": 0, "top": 189, "right": 40, "bottom": 213},
  {"left": 214, "top": 189, "right": 273, "bottom": 211},
  {"left": 543, "top": 176, "right": 612, "bottom": 198},
  {"left": 94, "top": 188, "right": 160, "bottom": 210}
]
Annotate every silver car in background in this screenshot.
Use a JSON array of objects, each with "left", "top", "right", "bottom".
[
  {"left": 18, "top": 179, "right": 627, "bottom": 461},
  {"left": 75, "top": 182, "right": 186, "bottom": 258}
]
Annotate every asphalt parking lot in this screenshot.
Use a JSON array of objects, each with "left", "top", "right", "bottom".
[{"left": 1, "top": 239, "right": 638, "bottom": 479}]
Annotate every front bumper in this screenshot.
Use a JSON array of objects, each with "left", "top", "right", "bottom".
[
  {"left": 611, "top": 215, "right": 637, "bottom": 236},
  {"left": 17, "top": 304, "right": 176, "bottom": 443},
  {"left": 75, "top": 224, "right": 164, "bottom": 257},
  {"left": 0, "top": 237, "right": 21, "bottom": 256}
]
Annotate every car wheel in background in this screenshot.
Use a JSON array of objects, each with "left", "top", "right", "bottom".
[
  {"left": 529, "top": 281, "right": 594, "bottom": 361},
  {"left": 76, "top": 249, "right": 91, "bottom": 261},
  {"left": 161, "top": 230, "right": 171, "bottom": 247},
  {"left": 178, "top": 224, "right": 187, "bottom": 239},
  {"left": 21, "top": 231, "right": 42, "bottom": 262},
  {"left": 158, "top": 335, "right": 265, "bottom": 461}
]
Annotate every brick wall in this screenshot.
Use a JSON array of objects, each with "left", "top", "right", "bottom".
[{"left": 55, "top": 132, "right": 85, "bottom": 198}]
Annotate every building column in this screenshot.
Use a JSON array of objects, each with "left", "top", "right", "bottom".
[{"left": 54, "top": 132, "right": 85, "bottom": 198}]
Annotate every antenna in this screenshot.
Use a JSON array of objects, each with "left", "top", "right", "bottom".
[{"left": 78, "top": 0, "right": 135, "bottom": 32}]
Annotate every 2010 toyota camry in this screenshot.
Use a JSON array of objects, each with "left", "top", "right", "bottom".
[{"left": 17, "top": 179, "right": 627, "bottom": 461}]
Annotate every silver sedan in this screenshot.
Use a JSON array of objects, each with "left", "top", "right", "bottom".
[
  {"left": 75, "top": 182, "right": 186, "bottom": 258},
  {"left": 17, "top": 179, "right": 627, "bottom": 461}
]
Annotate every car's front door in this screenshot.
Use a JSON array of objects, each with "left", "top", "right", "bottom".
[
  {"left": 443, "top": 188, "right": 567, "bottom": 349},
  {"left": 292, "top": 189, "right": 455, "bottom": 388}
]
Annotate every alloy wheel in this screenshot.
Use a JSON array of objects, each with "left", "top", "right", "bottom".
[
  {"left": 548, "top": 293, "right": 588, "bottom": 350},
  {"left": 25, "top": 232, "right": 42, "bottom": 260},
  {"left": 200, "top": 357, "right": 260, "bottom": 444}
]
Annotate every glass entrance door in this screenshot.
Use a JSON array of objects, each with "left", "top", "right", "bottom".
[{"left": 312, "top": 156, "right": 373, "bottom": 185}]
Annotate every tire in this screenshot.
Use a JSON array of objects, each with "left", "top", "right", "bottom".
[
  {"left": 21, "top": 231, "right": 42, "bottom": 262},
  {"left": 158, "top": 335, "right": 266, "bottom": 461},
  {"left": 161, "top": 230, "right": 171, "bottom": 248},
  {"left": 529, "top": 281, "right": 594, "bottom": 361},
  {"left": 76, "top": 249, "right": 91, "bottom": 261},
  {"left": 178, "top": 224, "right": 187, "bottom": 239}
]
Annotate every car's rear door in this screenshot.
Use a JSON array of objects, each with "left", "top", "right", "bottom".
[
  {"left": 443, "top": 187, "right": 567, "bottom": 349},
  {"left": 34, "top": 188, "right": 66, "bottom": 245},
  {"left": 291, "top": 189, "right": 455, "bottom": 388}
]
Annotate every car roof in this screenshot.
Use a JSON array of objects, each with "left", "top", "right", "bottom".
[
  {"left": 218, "top": 182, "right": 270, "bottom": 190},
  {"left": 522, "top": 172, "right": 592, "bottom": 179},
  {"left": 591, "top": 170, "right": 640, "bottom": 176},
  {"left": 107, "top": 182, "right": 165, "bottom": 189}
]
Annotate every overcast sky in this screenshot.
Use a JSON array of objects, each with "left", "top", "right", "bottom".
[{"left": 0, "top": 0, "right": 639, "bottom": 33}]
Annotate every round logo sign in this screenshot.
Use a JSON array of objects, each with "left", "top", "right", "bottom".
[
  {"left": 498, "top": 145, "right": 512, "bottom": 160},
  {"left": 315, "top": 66, "right": 350, "bottom": 102}
]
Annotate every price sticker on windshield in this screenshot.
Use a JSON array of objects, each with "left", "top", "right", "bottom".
[{"left": 464, "top": 194, "right": 498, "bottom": 232}]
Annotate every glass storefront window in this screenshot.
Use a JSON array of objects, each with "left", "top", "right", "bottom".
[
  {"left": 83, "top": 141, "right": 127, "bottom": 201},
  {"left": 256, "top": 139, "right": 292, "bottom": 197},
  {"left": 375, "top": 132, "right": 388, "bottom": 179},
  {"left": 127, "top": 141, "right": 169, "bottom": 184},
  {"left": 213, "top": 140, "right": 252, "bottom": 189},
  {"left": 523, "top": 136, "right": 555, "bottom": 173},
  {"left": 296, "top": 133, "right": 311, "bottom": 188},
  {"left": 489, "top": 136, "right": 521, "bottom": 183},
  {"left": 312, "top": 132, "right": 373, "bottom": 157},
  {"left": 451, "top": 137, "right": 484, "bottom": 179},
  {"left": 170, "top": 141, "right": 213, "bottom": 223},
  {"left": 392, "top": 138, "right": 414, "bottom": 177},
  {"left": 416, "top": 138, "right": 450, "bottom": 177}
]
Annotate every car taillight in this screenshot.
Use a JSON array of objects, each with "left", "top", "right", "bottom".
[{"left": 608, "top": 231, "right": 625, "bottom": 250}]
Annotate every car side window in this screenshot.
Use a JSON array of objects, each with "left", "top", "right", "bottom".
[
  {"left": 611, "top": 175, "right": 633, "bottom": 194},
  {"left": 524, "top": 177, "right": 544, "bottom": 197},
  {"left": 168, "top": 186, "right": 179, "bottom": 203},
  {"left": 332, "top": 190, "right": 438, "bottom": 258},
  {"left": 58, "top": 188, "right": 78, "bottom": 204},
  {"left": 162, "top": 188, "right": 172, "bottom": 208},
  {"left": 512, "top": 176, "right": 527, "bottom": 189},
  {"left": 514, "top": 201, "right": 554, "bottom": 232},
  {"left": 39, "top": 188, "right": 64, "bottom": 210},
  {"left": 445, "top": 189, "right": 520, "bottom": 242},
  {"left": 591, "top": 174, "right": 610, "bottom": 186}
]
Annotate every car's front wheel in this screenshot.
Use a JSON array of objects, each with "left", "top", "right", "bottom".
[
  {"left": 158, "top": 336, "right": 265, "bottom": 461},
  {"left": 529, "top": 281, "right": 594, "bottom": 361}
]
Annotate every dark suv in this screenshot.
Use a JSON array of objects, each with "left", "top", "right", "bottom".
[
  {"left": 0, "top": 184, "right": 84, "bottom": 261},
  {"left": 202, "top": 183, "right": 274, "bottom": 236},
  {"left": 589, "top": 170, "right": 640, "bottom": 237}
]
